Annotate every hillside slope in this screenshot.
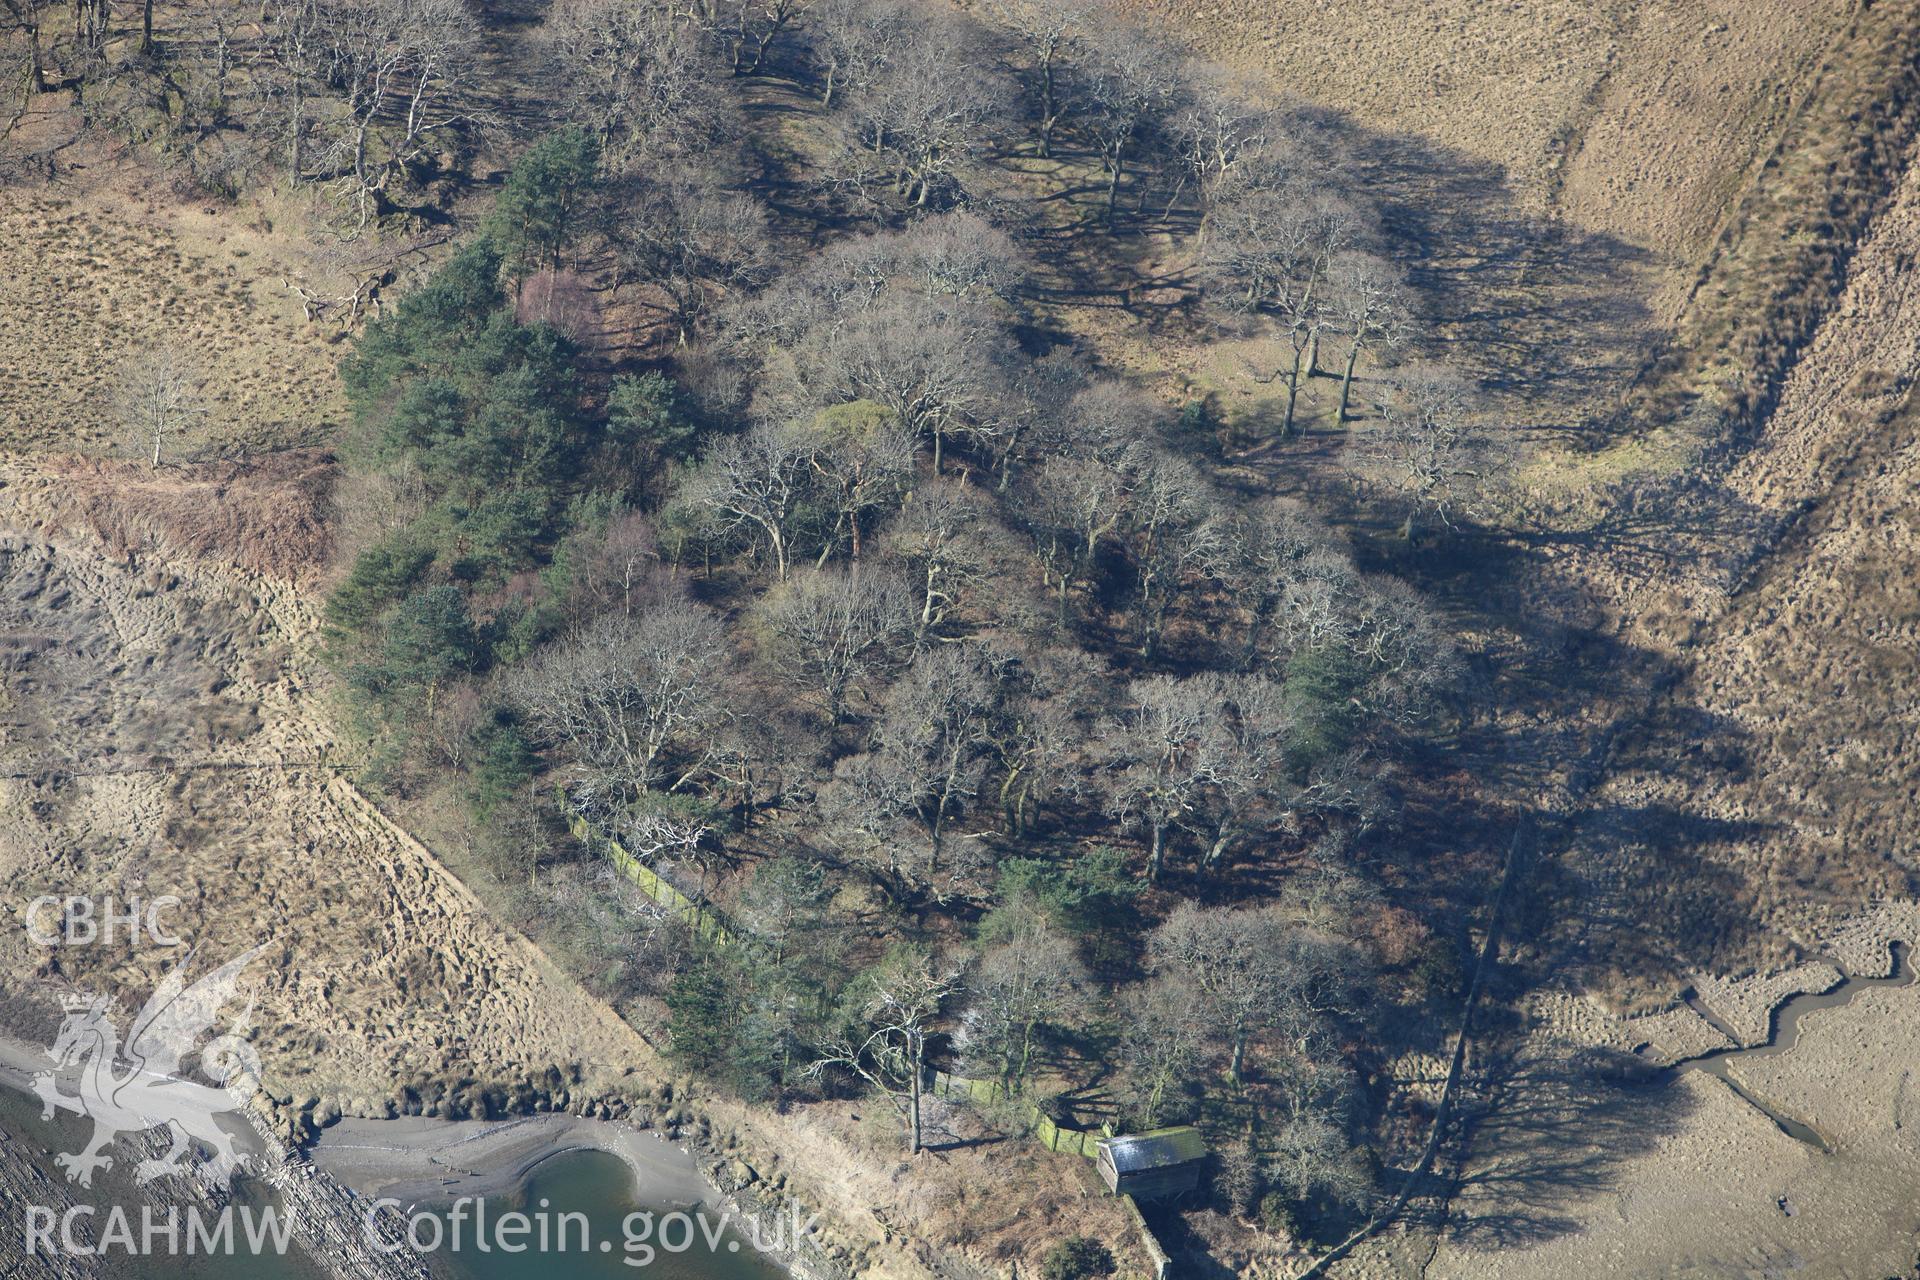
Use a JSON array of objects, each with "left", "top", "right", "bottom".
[{"left": 1132, "top": 0, "right": 1844, "bottom": 322}]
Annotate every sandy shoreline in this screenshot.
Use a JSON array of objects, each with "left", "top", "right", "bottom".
[
  {"left": 309, "top": 1113, "right": 716, "bottom": 1207},
  {"left": 0, "top": 1026, "right": 49, "bottom": 1090}
]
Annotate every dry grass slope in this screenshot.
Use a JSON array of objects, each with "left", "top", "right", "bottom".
[
  {"left": 0, "top": 187, "right": 347, "bottom": 459},
  {"left": 1129, "top": 0, "right": 1844, "bottom": 322}
]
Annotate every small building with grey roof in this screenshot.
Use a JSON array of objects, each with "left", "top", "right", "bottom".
[{"left": 1094, "top": 1126, "right": 1208, "bottom": 1200}]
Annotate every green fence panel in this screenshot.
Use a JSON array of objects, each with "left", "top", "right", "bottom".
[{"left": 567, "top": 803, "right": 742, "bottom": 951}]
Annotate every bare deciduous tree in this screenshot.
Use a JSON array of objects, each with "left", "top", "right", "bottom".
[
  {"left": 1147, "top": 902, "right": 1353, "bottom": 1084},
  {"left": 1009, "top": 379, "right": 1163, "bottom": 621},
  {"left": 984, "top": 0, "right": 1087, "bottom": 158},
  {"left": 1020, "top": 452, "right": 1124, "bottom": 629},
  {"left": 182, "top": 0, "right": 246, "bottom": 118},
  {"left": 756, "top": 567, "right": 913, "bottom": 723},
  {"left": 1275, "top": 546, "right": 1361, "bottom": 658},
  {"left": 800, "top": 401, "right": 915, "bottom": 565},
  {"left": 806, "top": 0, "right": 908, "bottom": 108},
  {"left": 509, "top": 604, "right": 731, "bottom": 798},
  {"left": 817, "top": 749, "right": 922, "bottom": 891},
  {"left": 259, "top": 0, "right": 329, "bottom": 185},
  {"left": 1117, "top": 977, "right": 1204, "bottom": 1126},
  {"left": 879, "top": 480, "right": 985, "bottom": 638},
  {"left": 1120, "top": 449, "right": 1217, "bottom": 660},
  {"left": 314, "top": 0, "right": 484, "bottom": 227},
  {"left": 546, "top": 0, "right": 732, "bottom": 169},
  {"left": 1346, "top": 575, "right": 1461, "bottom": 725},
  {"left": 1202, "top": 174, "right": 1364, "bottom": 434},
  {"left": 618, "top": 798, "right": 712, "bottom": 864},
  {"left": 1348, "top": 363, "right": 1494, "bottom": 540},
  {"left": 620, "top": 163, "right": 774, "bottom": 342},
  {"left": 700, "top": 0, "right": 810, "bottom": 76},
  {"left": 836, "top": 12, "right": 1005, "bottom": 209},
  {"left": 1268, "top": 1109, "right": 1373, "bottom": 1215},
  {"left": 1326, "top": 251, "right": 1410, "bottom": 426},
  {"left": 116, "top": 349, "right": 205, "bottom": 469},
  {"left": 1170, "top": 64, "right": 1278, "bottom": 238},
  {"left": 992, "top": 348, "right": 1085, "bottom": 490},
  {"left": 800, "top": 292, "right": 1011, "bottom": 473},
  {"left": 893, "top": 210, "right": 1023, "bottom": 302},
  {"left": 681, "top": 420, "right": 813, "bottom": 579},
  {"left": 1203, "top": 501, "right": 1334, "bottom": 670},
  {"left": 1064, "top": 377, "right": 1162, "bottom": 464},
  {"left": 1, "top": 0, "right": 52, "bottom": 114},
  {"left": 1192, "top": 674, "right": 1297, "bottom": 871},
  {"left": 807, "top": 947, "right": 962, "bottom": 1154},
  {"left": 731, "top": 219, "right": 1023, "bottom": 479},
  {"left": 1103, "top": 675, "right": 1211, "bottom": 881},
  {"left": 554, "top": 509, "right": 664, "bottom": 624},
  {"left": 1078, "top": 23, "right": 1181, "bottom": 220},
  {"left": 989, "top": 647, "right": 1097, "bottom": 838},
  {"left": 71, "top": 0, "right": 107, "bottom": 57},
  {"left": 961, "top": 915, "right": 1086, "bottom": 1089},
  {"left": 867, "top": 644, "right": 1001, "bottom": 871},
  {"left": 703, "top": 706, "right": 810, "bottom": 827}
]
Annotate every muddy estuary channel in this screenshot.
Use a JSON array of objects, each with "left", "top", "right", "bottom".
[
  {"left": 1426, "top": 937, "right": 1920, "bottom": 1278},
  {"left": 1672, "top": 943, "right": 1915, "bottom": 1152}
]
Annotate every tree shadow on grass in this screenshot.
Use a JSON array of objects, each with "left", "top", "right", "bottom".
[
  {"left": 1294, "top": 105, "right": 1661, "bottom": 420},
  {"left": 1421, "top": 1041, "right": 1699, "bottom": 1251}
]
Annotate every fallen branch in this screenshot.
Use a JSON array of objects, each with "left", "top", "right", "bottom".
[
  {"left": 282, "top": 270, "right": 387, "bottom": 326},
  {"left": 280, "top": 233, "right": 453, "bottom": 327}
]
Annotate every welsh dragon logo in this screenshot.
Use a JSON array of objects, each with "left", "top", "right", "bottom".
[{"left": 32, "top": 946, "right": 268, "bottom": 1188}]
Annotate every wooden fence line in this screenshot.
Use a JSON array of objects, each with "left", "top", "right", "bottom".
[
  {"left": 926, "top": 1069, "right": 1109, "bottom": 1159},
  {"left": 566, "top": 810, "right": 747, "bottom": 950},
  {"left": 567, "top": 812, "right": 1526, "bottom": 1276}
]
